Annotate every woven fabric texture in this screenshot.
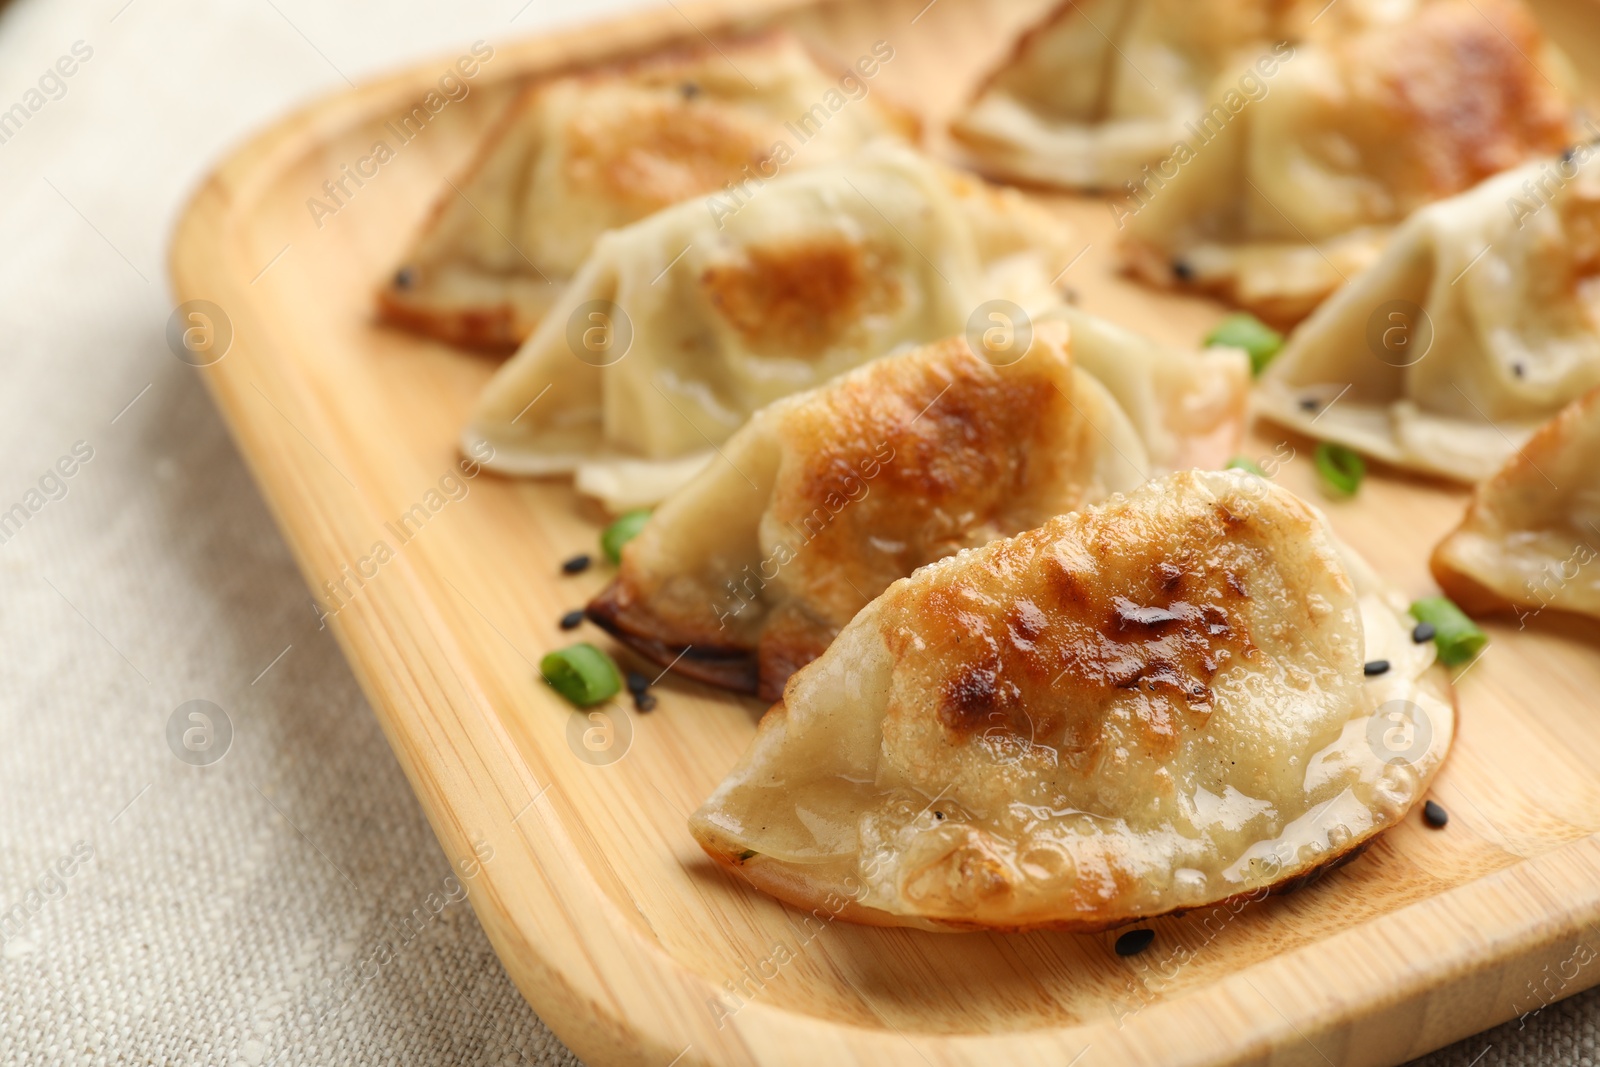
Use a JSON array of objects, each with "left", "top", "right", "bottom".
[{"left": 0, "top": 1, "right": 1591, "bottom": 1065}]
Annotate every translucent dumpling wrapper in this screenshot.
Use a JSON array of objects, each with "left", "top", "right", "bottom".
[
  {"left": 1041, "top": 305, "right": 1250, "bottom": 473},
  {"left": 379, "top": 31, "right": 918, "bottom": 350},
  {"left": 586, "top": 323, "right": 1152, "bottom": 700},
  {"left": 1119, "top": 0, "right": 1575, "bottom": 326},
  {"left": 1432, "top": 386, "right": 1600, "bottom": 620},
  {"left": 691, "top": 470, "right": 1455, "bottom": 932},
  {"left": 950, "top": 0, "right": 1315, "bottom": 191},
  {"left": 1258, "top": 153, "right": 1600, "bottom": 483},
  {"left": 463, "top": 142, "right": 1076, "bottom": 510}
]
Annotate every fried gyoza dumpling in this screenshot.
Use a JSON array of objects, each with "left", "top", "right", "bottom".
[
  {"left": 1120, "top": 0, "right": 1575, "bottom": 325},
  {"left": 379, "top": 31, "right": 918, "bottom": 350},
  {"left": 951, "top": 0, "right": 1307, "bottom": 191},
  {"left": 691, "top": 470, "right": 1455, "bottom": 932},
  {"left": 463, "top": 143, "right": 1074, "bottom": 510},
  {"left": 1432, "top": 387, "right": 1600, "bottom": 620},
  {"left": 1258, "top": 153, "right": 1600, "bottom": 483},
  {"left": 587, "top": 323, "right": 1150, "bottom": 700}
]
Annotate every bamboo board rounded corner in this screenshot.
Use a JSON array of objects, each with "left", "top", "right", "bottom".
[{"left": 169, "top": 1, "right": 1600, "bottom": 1065}]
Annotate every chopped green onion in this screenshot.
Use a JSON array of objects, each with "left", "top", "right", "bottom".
[
  {"left": 1204, "top": 313, "right": 1284, "bottom": 377},
  {"left": 1409, "top": 596, "right": 1488, "bottom": 667},
  {"left": 601, "top": 508, "right": 652, "bottom": 564},
  {"left": 540, "top": 643, "right": 622, "bottom": 706},
  {"left": 1226, "top": 456, "right": 1267, "bottom": 477},
  {"left": 1314, "top": 443, "right": 1365, "bottom": 498}
]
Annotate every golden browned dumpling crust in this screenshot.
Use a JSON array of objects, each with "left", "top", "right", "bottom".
[
  {"left": 379, "top": 29, "right": 919, "bottom": 350},
  {"left": 1117, "top": 0, "right": 1575, "bottom": 325},
  {"left": 588, "top": 324, "right": 1151, "bottom": 700},
  {"left": 691, "top": 470, "right": 1454, "bottom": 932},
  {"left": 462, "top": 143, "right": 1076, "bottom": 510},
  {"left": 1432, "top": 386, "right": 1600, "bottom": 621}
]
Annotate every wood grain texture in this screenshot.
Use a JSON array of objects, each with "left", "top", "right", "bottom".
[{"left": 168, "top": 1, "right": 1600, "bottom": 1064}]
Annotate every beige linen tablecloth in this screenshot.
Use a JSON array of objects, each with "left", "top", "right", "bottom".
[{"left": 0, "top": 0, "right": 1592, "bottom": 1063}]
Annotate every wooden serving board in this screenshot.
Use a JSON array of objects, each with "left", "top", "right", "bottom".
[{"left": 168, "top": 1, "right": 1600, "bottom": 1064}]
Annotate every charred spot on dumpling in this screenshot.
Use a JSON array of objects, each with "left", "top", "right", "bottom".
[
  {"left": 764, "top": 342, "right": 1077, "bottom": 626},
  {"left": 1224, "top": 570, "right": 1249, "bottom": 598},
  {"left": 562, "top": 96, "right": 775, "bottom": 211},
  {"left": 763, "top": 357, "right": 1049, "bottom": 619},
  {"left": 585, "top": 579, "right": 762, "bottom": 694},
  {"left": 896, "top": 493, "right": 1263, "bottom": 757},
  {"left": 701, "top": 235, "right": 904, "bottom": 357},
  {"left": 691, "top": 471, "right": 1457, "bottom": 932},
  {"left": 938, "top": 661, "right": 1004, "bottom": 733},
  {"left": 1007, "top": 598, "right": 1049, "bottom": 649}
]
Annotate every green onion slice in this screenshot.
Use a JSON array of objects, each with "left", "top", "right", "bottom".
[
  {"left": 540, "top": 643, "right": 623, "bottom": 706},
  {"left": 601, "top": 508, "right": 652, "bottom": 564},
  {"left": 1204, "top": 313, "right": 1284, "bottom": 377},
  {"left": 1226, "top": 456, "right": 1267, "bottom": 477},
  {"left": 1409, "top": 596, "right": 1488, "bottom": 668},
  {"left": 1314, "top": 443, "right": 1365, "bottom": 498}
]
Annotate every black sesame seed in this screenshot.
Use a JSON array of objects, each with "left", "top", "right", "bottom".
[
  {"left": 561, "top": 554, "right": 591, "bottom": 575},
  {"left": 1512, "top": 362, "right": 1526, "bottom": 379},
  {"left": 933, "top": 811, "right": 945, "bottom": 821},
  {"left": 1115, "top": 929, "right": 1155, "bottom": 957},
  {"left": 1423, "top": 800, "right": 1449, "bottom": 828},
  {"left": 1562, "top": 146, "right": 1577, "bottom": 165},
  {"left": 393, "top": 267, "right": 414, "bottom": 290},
  {"left": 634, "top": 692, "right": 658, "bottom": 713},
  {"left": 626, "top": 671, "right": 650, "bottom": 695},
  {"left": 1413, "top": 622, "right": 1437, "bottom": 643},
  {"left": 1364, "top": 659, "right": 1391, "bottom": 677},
  {"left": 1300, "top": 397, "right": 1321, "bottom": 412},
  {"left": 680, "top": 82, "right": 700, "bottom": 99},
  {"left": 559, "top": 609, "right": 584, "bottom": 631},
  {"left": 1172, "top": 260, "right": 1195, "bottom": 281}
]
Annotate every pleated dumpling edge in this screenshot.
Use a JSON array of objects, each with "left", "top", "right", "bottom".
[{"left": 462, "top": 141, "right": 1076, "bottom": 510}]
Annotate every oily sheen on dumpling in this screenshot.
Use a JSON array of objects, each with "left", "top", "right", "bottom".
[
  {"left": 1258, "top": 153, "right": 1600, "bottom": 483},
  {"left": 586, "top": 324, "right": 1150, "bottom": 700},
  {"left": 691, "top": 470, "right": 1454, "bottom": 932},
  {"left": 463, "top": 143, "right": 1074, "bottom": 510},
  {"left": 379, "top": 31, "right": 917, "bottom": 349},
  {"left": 1119, "top": 0, "right": 1575, "bottom": 325},
  {"left": 1432, "top": 387, "right": 1600, "bottom": 621}
]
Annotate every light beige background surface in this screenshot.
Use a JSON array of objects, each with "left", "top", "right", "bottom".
[{"left": 0, "top": 0, "right": 1592, "bottom": 1063}]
